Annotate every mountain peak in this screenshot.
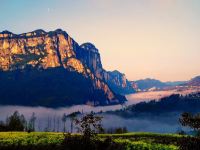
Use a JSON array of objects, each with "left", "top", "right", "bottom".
[
  {"left": 77, "top": 43, "right": 135, "bottom": 95},
  {"left": 0, "top": 30, "right": 16, "bottom": 38},
  {"left": 112, "top": 70, "right": 122, "bottom": 73},
  {"left": 0, "top": 29, "right": 70, "bottom": 39},
  {"left": 54, "top": 28, "right": 64, "bottom": 32},
  {"left": 80, "top": 43, "right": 99, "bottom": 53},
  {"left": 192, "top": 76, "right": 200, "bottom": 80},
  {"left": 185, "top": 75, "right": 200, "bottom": 86},
  {"left": 33, "top": 29, "right": 46, "bottom": 34},
  {"left": 0, "top": 30, "right": 13, "bottom": 34}
]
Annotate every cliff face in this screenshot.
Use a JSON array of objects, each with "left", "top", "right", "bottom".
[
  {"left": 78, "top": 43, "right": 135, "bottom": 95},
  {"left": 78, "top": 43, "right": 104, "bottom": 79},
  {"left": 105, "top": 70, "right": 135, "bottom": 95},
  {"left": 0, "top": 29, "right": 126, "bottom": 107},
  {"left": 0, "top": 29, "right": 79, "bottom": 71}
]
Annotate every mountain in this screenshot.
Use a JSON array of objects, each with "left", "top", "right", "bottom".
[
  {"left": 132, "top": 78, "right": 168, "bottom": 91},
  {"left": 77, "top": 42, "right": 135, "bottom": 95},
  {"left": 108, "top": 93, "right": 200, "bottom": 117},
  {"left": 132, "top": 78, "right": 185, "bottom": 91},
  {"left": 164, "top": 81, "right": 186, "bottom": 86},
  {"left": 105, "top": 70, "right": 135, "bottom": 95},
  {"left": 0, "top": 29, "right": 126, "bottom": 107},
  {"left": 184, "top": 76, "right": 200, "bottom": 86}
]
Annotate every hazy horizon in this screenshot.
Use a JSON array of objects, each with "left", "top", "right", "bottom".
[{"left": 1, "top": 0, "right": 200, "bottom": 81}]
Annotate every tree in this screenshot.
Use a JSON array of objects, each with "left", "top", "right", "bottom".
[
  {"left": 67, "top": 112, "right": 80, "bottom": 133},
  {"left": 0, "top": 121, "right": 7, "bottom": 131},
  {"left": 179, "top": 112, "right": 200, "bottom": 135},
  {"left": 62, "top": 113, "right": 67, "bottom": 132},
  {"left": 105, "top": 127, "right": 128, "bottom": 134},
  {"left": 57, "top": 117, "right": 60, "bottom": 132},
  {"left": 114, "top": 127, "right": 128, "bottom": 134},
  {"left": 75, "top": 112, "right": 103, "bottom": 140},
  {"left": 6, "top": 111, "right": 26, "bottom": 131},
  {"left": 27, "top": 112, "right": 37, "bottom": 132}
]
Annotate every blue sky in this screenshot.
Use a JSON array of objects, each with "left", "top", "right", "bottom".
[{"left": 1, "top": 0, "right": 200, "bottom": 81}]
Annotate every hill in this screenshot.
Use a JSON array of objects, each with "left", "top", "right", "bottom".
[{"left": 111, "top": 93, "right": 200, "bottom": 118}]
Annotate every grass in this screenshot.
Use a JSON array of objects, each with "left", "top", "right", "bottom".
[
  {"left": 0, "top": 132, "right": 63, "bottom": 146},
  {"left": 113, "top": 139, "right": 178, "bottom": 150},
  {"left": 0, "top": 132, "right": 181, "bottom": 150}
]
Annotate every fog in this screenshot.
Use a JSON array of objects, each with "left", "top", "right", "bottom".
[
  {"left": 102, "top": 114, "right": 181, "bottom": 133},
  {"left": 0, "top": 105, "right": 123, "bottom": 132},
  {"left": 0, "top": 92, "right": 186, "bottom": 133},
  {"left": 0, "top": 105, "right": 182, "bottom": 133}
]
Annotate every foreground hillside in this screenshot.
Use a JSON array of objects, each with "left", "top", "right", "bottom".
[{"left": 0, "top": 132, "right": 180, "bottom": 150}]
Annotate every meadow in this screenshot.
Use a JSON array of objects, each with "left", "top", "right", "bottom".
[{"left": 0, "top": 132, "right": 182, "bottom": 150}]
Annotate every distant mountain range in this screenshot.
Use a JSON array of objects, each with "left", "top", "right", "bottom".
[
  {"left": 129, "top": 76, "right": 200, "bottom": 92},
  {"left": 183, "top": 76, "right": 200, "bottom": 86},
  {"left": 131, "top": 78, "right": 187, "bottom": 91},
  {"left": 0, "top": 29, "right": 134, "bottom": 107}
]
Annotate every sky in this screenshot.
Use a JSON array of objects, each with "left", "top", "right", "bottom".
[{"left": 0, "top": 0, "right": 200, "bottom": 81}]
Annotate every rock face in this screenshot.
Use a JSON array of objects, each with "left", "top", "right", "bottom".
[
  {"left": 0, "top": 29, "right": 126, "bottom": 107},
  {"left": 78, "top": 43, "right": 135, "bottom": 95},
  {"left": 105, "top": 71, "right": 135, "bottom": 95},
  {"left": 78, "top": 43, "right": 104, "bottom": 79}
]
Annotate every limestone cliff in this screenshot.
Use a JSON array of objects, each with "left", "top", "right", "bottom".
[
  {"left": 78, "top": 43, "right": 135, "bottom": 95},
  {"left": 105, "top": 70, "right": 135, "bottom": 95},
  {"left": 0, "top": 29, "right": 126, "bottom": 107}
]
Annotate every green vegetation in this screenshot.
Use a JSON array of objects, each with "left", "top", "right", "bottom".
[
  {"left": 0, "top": 132, "right": 63, "bottom": 146},
  {"left": 0, "top": 132, "right": 179, "bottom": 150},
  {"left": 180, "top": 112, "right": 200, "bottom": 134}
]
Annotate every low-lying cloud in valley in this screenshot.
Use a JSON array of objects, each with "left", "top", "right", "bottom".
[{"left": 0, "top": 104, "right": 183, "bottom": 133}]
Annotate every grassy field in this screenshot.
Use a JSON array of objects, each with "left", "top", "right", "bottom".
[{"left": 0, "top": 132, "right": 182, "bottom": 150}]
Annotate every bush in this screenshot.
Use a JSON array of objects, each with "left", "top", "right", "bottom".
[
  {"left": 106, "top": 127, "right": 128, "bottom": 134},
  {"left": 178, "top": 137, "right": 200, "bottom": 150}
]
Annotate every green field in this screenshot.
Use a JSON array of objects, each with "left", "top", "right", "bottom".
[{"left": 0, "top": 132, "right": 183, "bottom": 150}]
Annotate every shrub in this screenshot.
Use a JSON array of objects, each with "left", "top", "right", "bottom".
[{"left": 178, "top": 137, "right": 200, "bottom": 150}]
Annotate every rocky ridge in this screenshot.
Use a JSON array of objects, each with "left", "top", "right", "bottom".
[
  {"left": 0, "top": 29, "right": 127, "bottom": 107},
  {"left": 78, "top": 43, "right": 135, "bottom": 95}
]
